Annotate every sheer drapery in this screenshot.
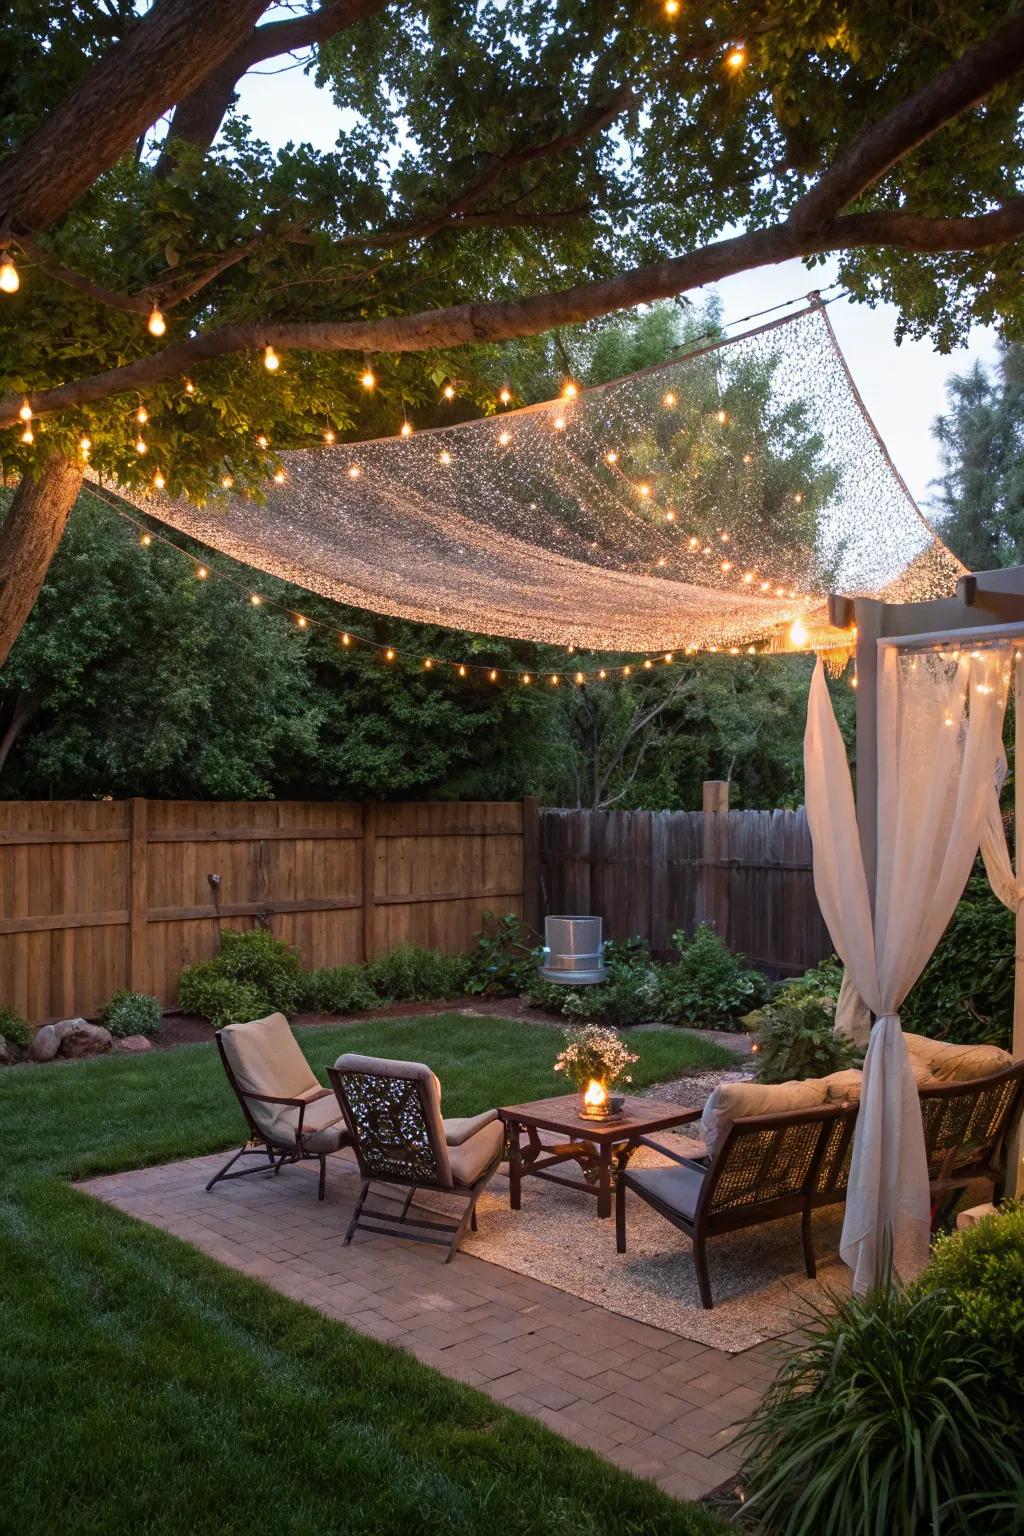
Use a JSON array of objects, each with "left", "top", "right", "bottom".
[{"left": 804, "top": 646, "right": 1011, "bottom": 1291}]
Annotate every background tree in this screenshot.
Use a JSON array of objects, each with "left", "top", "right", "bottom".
[{"left": 931, "top": 343, "right": 1024, "bottom": 570}]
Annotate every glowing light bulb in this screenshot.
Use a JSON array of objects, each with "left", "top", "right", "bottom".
[
  {"left": 152, "top": 470, "right": 165, "bottom": 490},
  {"left": 136, "top": 405, "right": 148, "bottom": 425},
  {"left": 360, "top": 367, "right": 376, "bottom": 391},
  {"left": 273, "top": 469, "right": 286, "bottom": 484},
  {"left": 400, "top": 420, "right": 413, "bottom": 438},
  {"left": 183, "top": 379, "right": 196, "bottom": 397},
  {"left": 598, "top": 669, "right": 607, "bottom": 680},
  {"left": 442, "top": 383, "right": 455, "bottom": 400},
  {"left": 742, "top": 453, "right": 752, "bottom": 464},
  {"left": 20, "top": 425, "right": 33, "bottom": 444},
  {"left": 348, "top": 464, "right": 361, "bottom": 478},
  {"left": 78, "top": 434, "right": 91, "bottom": 454},
  {"left": 341, "top": 632, "right": 351, "bottom": 646},
  {"left": 605, "top": 450, "right": 619, "bottom": 464},
  {"left": 296, "top": 615, "right": 308, "bottom": 629},
  {"left": 147, "top": 307, "right": 166, "bottom": 337},
  {"left": 662, "top": 391, "right": 676, "bottom": 407},
  {"left": 643, "top": 658, "right": 653, "bottom": 670},
  {"left": 562, "top": 381, "right": 578, "bottom": 399},
  {"left": 385, "top": 648, "right": 395, "bottom": 661},
  {"left": 638, "top": 483, "right": 651, "bottom": 497},
  {"left": 793, "top": 491, "right": 803, "bottom": 504},
  {"left": 716, "top": 408, "right": 728, "bottom": 424},
  {"left": 499, "top": 387, "right": 512, "bottom": 405},
  {"left": 623, "top": 665, "right": 632, "bottom": 676},
  {"left": 221, "top": 473, "right": 234, "bottom": 489},
  {"left": 664, "top": 653, "right": 674, "bottom": 663},
  {"left": 522, "top": 674, "right": 531, "bottom": 685},
  {"left": 575, "top": 671, "right": 584, "bottom": 685},
  {"left": 256, "top": 433, "right": 269, "bottom": 449},
  {"left": 490, "top": 669, "right": 499, "bottom": 682},
  {"left": 664, "top": 0, "right": 680, "bottom": 14},
  {"left": 742, "top": 571, "right": 754, "bottom": 584},
  {"left": 498, "top": 430, "right": 510, "bottom": 446},
  {"left": 553, "top": 415, "right": 566, "bottom": 431},
  {"left": 439, "top": 450, "right": 451, "bottom": 465},
  {"left": 18, "top": 400, "right": 31, "bottom": 422},
  {"left": 323, "top": 427, "right": 336, "bottom": 445},
  {"left": 549, "top": 674, "right": 559, "bottom": 686},
  {"left": 688, "top": 536, "right": 699, "bottom": 548},
  {"left": 135, "top": 436, "right": 147, "bottom": 455},
  {"left": 760, "top": 580, "right": 770, "bottom": 592},
  {"left": 657, "top": 557, "right": 666, "bottom": 567},
  {"left": 720, "top": 531, "right": 730, "bottom": 542},
  {"left": 424, "top": 658, "right": 433, "bottom": 669},
  {"left": 789, "top": 617, "right": 808, "bottom": 648},
  {"left": 140, "top": 533, "right": 152, "bottom": 547},
  {"left": 665, "top": 510, "right": 676, "bottom": 521},
  {"left": 196, "top": 565, "right": 208, "bottom": 580},
  {"left": 250, "top": 593, "right": 262, "bottom": 606},
  {"left": 726, "top": 44, "right": 747, "bottom": 70},
  {"left": 263, "top": 345, "right": 279, "bottom": 371},
  {"left": 0, "top": 258, "right": 19, "bottom": 293},
  {"left": 458, "top": 664, "right": 467, "bottom": 678},
  {"left": 720, "top": 560, "right": 733, "bottom": 572}
]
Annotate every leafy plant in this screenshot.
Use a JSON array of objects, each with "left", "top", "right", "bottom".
[
  {"left": 737, "top": 1283, "right": 1024, "bottom": 1536},
  {"left": 0, "top": 1004, "right": 31, "bottom": 1048},
  {"left": 465, "top": 911, "right": 541, "bottom": 996},
  {"left": 902, "top": 877, "right": 1015, "bottom": 1050},
  {"left": 364, "top": 945, "right": 470, "bottom": 1003},
  {"left": 301, "top": 965, "right": 382, "bottom": 1015},
  {"left": 771, "top": 958, "right": 844, "bottom": 1012},
  {"left": 552, "top": 1023, "right": 638, "bottom": 1090},
  {"left": 520, "top": 972, "right": 578, "bottom": 1012},
  {"left": 658, "top": 924, "right": 768, "bottom": 1028},
  {"left": 100, "top": 990, "right": 162, "bottom": 1038},
  {"left": 562, "top": 962, "right": 664, "bottom": 1028},
  {"left": 214, "top": 928, "right": 303, "bottom": 1015},
  {"left": 922, "top": 1202, "right": 1024, "bottom": 1392},
  {"left": 176, "top": 966, "right": 267, "bottom": 1030},
  {"left": 747, "top": 999, "right": 859, "bottom": 1084}
]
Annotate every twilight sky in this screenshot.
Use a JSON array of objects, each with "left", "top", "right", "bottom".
[{"left": 235, "top": 63, "right": 1001, "bottom": 513}]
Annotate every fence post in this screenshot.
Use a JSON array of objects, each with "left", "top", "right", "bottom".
[
  {"left": 361, "top": 802, "right": 377, "bottom": 962},
  {"left": 127, "top": 796, "right": 148, "bottom": 993},
  {"left": 521, "top": 796, "right": 540, "bottom": 936},
  {"left": 701, "top": 780, "right": 730, "bottom": 939}
]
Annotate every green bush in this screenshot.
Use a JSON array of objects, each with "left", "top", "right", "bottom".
[
  {"left": 301, "top": 964, "right": 383, "bottom": 1014},
  {"left": 214, "top": 927, "right": 303, "bottom": 1014},
  {"left": 747, "top": 998, "right": 859, "bottom": 1083},
  {"left": 177, "top": 964, "right": 267, "bottom": 1029},
  {"left": 100, "top": 990, "right": 163, "bottom": 1038},
  {"left": 902, "top": 876, "right": 1014, "bottom": 1050},
  {"left": 562, "top": 961, "right": 664, "bottom": 1029},
  {"left": 521, "top": 973, "right": 578, "bottom": 1012},
  {"left": 465, "top": 911, "right": 540, "bottom": 996},
  {"left": 771, "top": 957, "right": 844, "bottom": 1012},
  {"left": 737, "top": 1282, "right": 1024, "bottom": 1536},
  {"left": 364, "top": 944, "right": 469, "bottom": 1002},
  {"left": 922, "top": 1202, "right": 1024, "bottom": 1390},
  {"left": 658, "top": 924, "right": 768, "bottom": 1027},
  {"left": 0, "top": 1004, "right": 32, "bottom": 1048}
]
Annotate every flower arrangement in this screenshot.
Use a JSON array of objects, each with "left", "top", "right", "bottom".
[{"left": 553, "top": 1023, "right": 638, "bottom": 1091}]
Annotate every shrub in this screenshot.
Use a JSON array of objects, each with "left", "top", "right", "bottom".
[
  {"left": 902, "top": 876, "right": 1014, "bottom": 1050},
  {"left": 772, "top": 957, "right": 844, "bottom": 1013},
  {"left": 562, "top": 961, "right": 663, "bottom": 1028},
  {"left": 364, "top": 944, "right": 470, "bottom": 1002},
  {"left": 658, "top": 924, "right": 768, "bottom": 1028},
  {"left": 0, "top": 1004, "right": 32, "bottom": 1048},
  {"left": 737, "top": 1283, "right": 1024, "bottom": 1536},
  {"left": 177, "top": 964, "right": 267, "bottom": 1029},
  {"left": 521, "top": 973, "right": 578, "bottom": 1012},
  {"left": 922, "top": 1202, "right": 1024, "bottom": 1391},
  {"left": 748, "top": 998, "right": 859, "bottom": 1083},
  {"left": 214, "top": 927, "right": 303, "bottom": 1014},
  {"left": 465, "top": 911, "right": 540, "bottom": 996},
  {"left": 301, "top": 964, "right": 382, "bottom": 1015},
  {"left": 101, "top": 989, "right": 163, "bottom": 1038}
]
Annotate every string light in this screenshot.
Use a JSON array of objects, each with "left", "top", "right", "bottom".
[
  {"left": 789, "top": 617, "right": 808, "bottom": 648},
  {"left": 296, "top": 615, "right": 308, "bottom": 628},
  {"left": 726, "top": 44, "right": 747, "bottom": 70},
  {"left": 522, "top": 674, "right": 531, "bottom": 685},
  {"left": 638, "top": 483, "right": 651, "bottom": 497},
  {"left": 400, "top": 420, "right": 413, "bottom": 438},
  {"left": 664, "top": 0, "right": 680, "bottom": 13},
  {"left": 78, "top": 433, "right": 91, "bottom": 456},
  {"left": 385, "top": 647, "right": 395, "bottom": 661},
  {"left": 184, "top": 379, "right": 196, "bottom": 395},
  {"left": 490, "top": 669, "right": 499, "bottom": 682},
  {"left": 605, "top": 449, "right": 619, "bottom": 464},
  {"left": 139, "top": 532, "right": 152, "bottom": 547},
  {"left": 135, "top": 405, "right": 148, "bottom": 425},
  {"left": 575, "top": 671, "right": 585, "bottom": 684},
  {"left": 20, "top": 425, "right": 33, "bottom": 444},
  {"left": 458, "top": 664, "right": 467, "bottom": 677},
  {"left": 498, "top": 430, "right": 511, "bottom": 446},
  {"left": 662, "top": 391, "right": 676, "bottom": 407},
  {"left": 263, "top": 345, "right": 280, "bottom": 371},
  {"left": 562, "top": 381, "right": 578, "bottom": 400},
  {"left": 256, "top": 433, "right": 269, "bottom": 449},
  {"left": 134, "top": 436, "right": 147, "bottom": 455},
  {"left": 250, "top": 593, "right": 262, "bottom": 606},
  {"left": 439, "top": 450, "right": 452, "bottom": 466},
  {"left": 424, "top": 658, "right": 433, "bottom": 669},
  {"left": 442, "top": 383, "right": 456, "bottom": 400},
  {"left": 360, "top": 365, "right": 376, "bottom": 391},
  {"left": 716, "top": 408, "right": 729, "bottom": 424},
  {"left": 499, "top": 387, "right": 513, "bottom": 406},
  {"left": 196, "top": 564, "right": 209, "bottom": 580},
  {"left": 272, "top": 469, "right": 286, "bottom": 484},
  {"left": 553, "top": 415, "right": 566, "bottom": 431},
  {"left": 323, "top": 427, "right": 336, "bottom": 445},
  {"left": 18, "top": 400, "right": 31, "bottom": 422},
  {"left": 147, "top": 306, "right": 166, "bottom": 337},
  {"left": 221, "top": 473, "right": 234, "bottom": 489},
  {"left": 549, "top": 674, "right": 559, "bottom": 685},
  {"left": 348, "top": 464, "right": 361, "bottom": 479},
  {"left": 341, "top": 632, "right": 351, "bottom": 646},
  {"left": 0, "top": 256, "right": 19, "bottom": 293},
  {"left": 152, "top": 470, "right": 165, "bottom": 490}
]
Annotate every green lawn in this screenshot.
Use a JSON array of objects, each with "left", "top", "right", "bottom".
[{"left": 0, "top": 1015, "right": 731, "bottom": 1536}]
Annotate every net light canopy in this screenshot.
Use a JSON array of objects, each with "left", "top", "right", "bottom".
[{"left": 109, "top": 303, "right": 963, "bottom": 658}]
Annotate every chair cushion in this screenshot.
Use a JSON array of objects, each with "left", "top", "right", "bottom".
[
  {"left": 333, "top": 1052, "right": 451, "bottom": 1186},
  {"left": 298, "top": 1092, "right": 349, "bottom": 1154},
  {"left": 447, "top": 1119, "right": 504, "bottom": 1187},
  {"left": 700, "top": 1078, "right": 827, "bottom": 1157},
  {"left": 626, "top": 1164, "right": 706, "bottom": 1222},
  {"left": 903, "top": 1033, "right": 1012, "bottom": 1083},
  {"left": 220, "top": 1013, "right": 320, "bottom": 1144},
  {"left": 443, "top": 1109, "right": 500, "bottom": 1146},
  {"left": 822, "top": 1068, "right": 864, "bottom": 1104}
]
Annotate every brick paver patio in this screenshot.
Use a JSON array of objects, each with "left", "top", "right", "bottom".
[{"left": 81, "top": 1150, "right": 794, "bottom": 1505}]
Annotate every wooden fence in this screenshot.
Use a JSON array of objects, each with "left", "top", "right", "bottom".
[
  {"left": 0, "top": 798, "right": 536, "bottom": 1022},
  {"left": 539, "top": 806, "right": 831, "bottom": 976}
]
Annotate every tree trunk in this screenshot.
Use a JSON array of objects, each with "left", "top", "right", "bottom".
[
  {"left": 0, "top": 694, "right": 37, "bottom": 777},
  {"left": 0, "top": 453, "right": 84, "bottom": 668}
]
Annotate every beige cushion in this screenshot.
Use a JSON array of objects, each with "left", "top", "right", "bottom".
[
  {"left": 220, "top": 1013, "right": 320, "bottom": 1144},
  {"left": 448, "top": 1119, "right": 504, "bottom": 1187},
  {"left": 333, "top": 1052, "right": 452, "bottom": 1186},
  {"left": 903, "top": 1033, "right": 1012, "bottom": 1083},
  {"left": 297, "top": 1092, "right": 348, "bottom": 1154},
  {"left": 444, "top": 1110, "right": 500, "bottom": 1146},
  {"left": 700, "top": 1078, "right": 827, "bottom": 1157},
  {"left": 822, "top": 1068, "right": 864, "bottom": 1104}
]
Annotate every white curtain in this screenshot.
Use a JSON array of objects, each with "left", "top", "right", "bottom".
[{"left": 804, "top": 645, "right": 1011, "bottom": 1292}]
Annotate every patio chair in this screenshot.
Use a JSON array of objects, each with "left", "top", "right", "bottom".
[
  {"left": 615, "top": 1102, "right": 856, "bottom": 1309},
  {"left": 920, "top": 1058, "right": 1024, "bottom": 1222},
  {"left": 327, "top": 1053, "right": 504, "bottom": 1261},
  {"left": 208, "top": 1013, "right": 351, "bottom": 1201}
]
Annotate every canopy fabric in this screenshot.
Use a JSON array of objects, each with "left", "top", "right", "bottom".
[
  {"left": 804, "top": 647, "right": 1011, "bottom": 1292},
  {"left": 108, "top": 303, "right": 962, "bottom": 655}
]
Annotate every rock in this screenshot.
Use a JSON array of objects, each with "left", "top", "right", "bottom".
[
  {"left": 58, "top": 1022, "right": 113, "bottom": 1059},
  {"left": 116, "top": 1034, "right": 154, "bottom": 1054},
  {"left": 29, "top": 1017, "right": 83, "bottom": 1063}
]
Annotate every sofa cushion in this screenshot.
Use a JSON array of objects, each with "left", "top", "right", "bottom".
[
  {"left": 699, "top": 1077, "right": 827, "bottom": 1157},
  {"left": 444, "top": 1110, "right": 500, "bottom": 1146},
  {"left": 220, "top": 1013, "right": 321, "bottom": 1144},
  {"left": 822, "top": 1068, "right": 864, "bottom": 1104},
  {"left": 626, "top": 1163, "right": 706, "bottom": 1222},
  {"left": 903, "top": 1033, "right": 1012, "bottom": 1083},
  {"left": 447, "top": 1119, "right": 504, "bottom": 1187},
  {"left": 297, "top": 1092, "right": 349, "bottom": 1154}
]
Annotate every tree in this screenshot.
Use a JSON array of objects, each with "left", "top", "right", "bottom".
[
  {"left": 931, "top": 343, "right": 1024, "bottom": 570},
  {"left": 0, "top": 0, "right": 1023, "bottom": 660}
]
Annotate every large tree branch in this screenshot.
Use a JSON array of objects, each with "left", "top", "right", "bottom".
[
  {"left": 788, "top": 9, "right": 1024, "bottom": 235},
  {"left": 0, "top": 0, "right": 271, "bottom": 234},
  {"left": 5, "top": 200, "right": 1022, "bottom": 428}
]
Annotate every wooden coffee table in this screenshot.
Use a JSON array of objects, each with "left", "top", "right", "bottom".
[{"left": 499, "top": 1093, "right": 701, "bottom": 1219}]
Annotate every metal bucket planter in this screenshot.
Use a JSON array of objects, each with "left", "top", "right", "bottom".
[{"left": 539, "top": 915, "right": 608, "bottom": 985}]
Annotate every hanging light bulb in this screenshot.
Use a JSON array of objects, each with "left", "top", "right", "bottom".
[
  {"left": 605, "top": 449, "right": 618, "bottom": 464},
  {"left": 360, "top": 366, "right": 376, "bottom": 391},
  {"left": 272, "top": 469, "right": 286, "bottom": 484},
  {"left": 263, "top": 344, "right": 280, "bottom": 371},
  {"left": 348, "top": 463, "right": 361, "bottom": 478},
  {"left": 458, "top": 664, "right": 467, "bottom": 678},
  {"left": 221, "top": 473, "right": 234, "bottom": 489},
  {"left": 439, "top": 449, "right": 451, "bottom": 465},
  {"left": 561, "top": 381, "right": 578, "bottom": 400},
  {"left": 0, "top": 255, "right": 19, "bottom": 293},
  {"left": 400, "top": 420, "right": 413, "bottom": 438},
  {"left": 152, "top": 469, "right": 165, "bottom": 490},
  {"left": 341, "top": 632, "right": 351, "bottom": 646},
  {"left": 184, "top": 379, "right": 196, "bottom": 395},
  {"left": 726, "top": 43, "right": 747, "bottom": 70},
  {"left": 78, "top": 433, "right": 91, "bottom": 456},
  {"left": 662, "top": 391, "right": 677, "bottom": 408},
  {"left": 147, "top": 306, "right": 166, "bottom": 337},
  {"left": 140, "top": 532, "right": 152, "bottom": 547},
  {"left": 598, "top": 669, "right": 607, "bottom": 680},
  {"left": 498, "top": 430, "right": 510, "bottom": 446},
  {"left": 135, "top": 404, "right": 148, "bottom": 425},
  {"left": 18, "top": 400, "right": 31, "bottom": 422},
  {"left": 323, "top": 427, "right": 336, "bottom": 444},
  {"left": 522, "top": 674, "right": 531, "bottom": 685},
  {"left": 256, "top": 433, "right": 269, "bottom": 449},
  {"left": 553, "top": 415, "right": 566, "bottom": 431},
  {"left": 385, "top": 648, "right": 396, "bottom": 661},
  {"left": 637, "top": 483, "right": 651, "bottom": 497},
  {"left": 250, "top": 593, "right": 262, "bottom": 606},
  {"left": 664, "top": 0, "right": 680, "bottom": 14},
  {"left": 135, "top": 436, "right": 147, "bottom": 455},
  {"left": 789, "top": 617, "right": 808, "bottom": 649},
  {"left": 490, "top": 669, "right": 499, "bottom": 682},
  {"left": 296, "top": 615, "right": 308, "bottom": 629},
  {"left": 643, "top": 658, "right": 654, "bottom": 670},
  {"left": 442, "top": 383, "right": 455, "bottom": 400},
  {"left": 20, "top": 425, "right": 33, "bottom": 444},
  {"left": 549, "top": 674, "right": 559, "bottom": 686},
  {"left": 499, "top": 387, "right": 512, "bottom": 406},
  {"left": 664, "top": 510, "right": 676, "bottom": 522},
  {"left": 196, "top": 565, "right": 209, "bottom": 580}
]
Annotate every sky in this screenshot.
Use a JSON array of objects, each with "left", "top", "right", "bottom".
[{"left": 235, "top": 63, "right": 1001, "bottom": 512}]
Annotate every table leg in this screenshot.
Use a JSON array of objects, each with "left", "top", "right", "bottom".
[
  {"left": 597, "top": 1140, "right": 613, "bottom": 1218},
  {"left": 508, "top": 1118, "right": 522, "bottom": 1210}
]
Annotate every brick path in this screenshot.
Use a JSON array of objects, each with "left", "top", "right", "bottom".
[{"left": 81, "top": 1151, "right": 796, "bottom": 1505}]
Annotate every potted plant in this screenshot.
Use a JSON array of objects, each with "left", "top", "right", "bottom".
[{"left": 553, "top": 1024, "right": 639, "bottom": 1119}]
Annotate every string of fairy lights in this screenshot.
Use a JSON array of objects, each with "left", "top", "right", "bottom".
[{"left": 88, "top": 479, "right": 804, "bottom": 686}]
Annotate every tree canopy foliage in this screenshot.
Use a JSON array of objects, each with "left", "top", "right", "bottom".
[{"left": 932, "top": 343, "right": 1024, "bottom": 571}]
